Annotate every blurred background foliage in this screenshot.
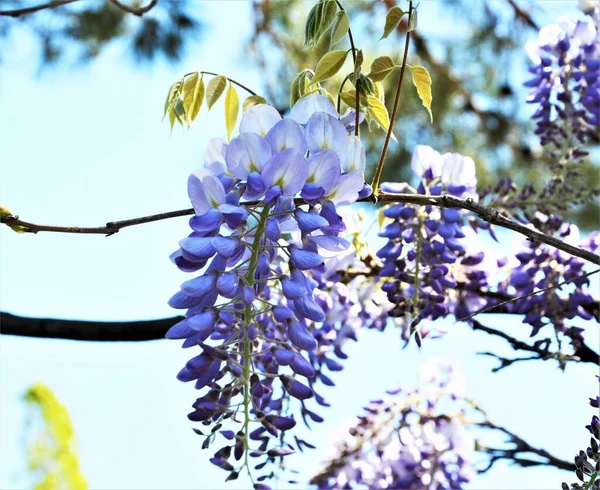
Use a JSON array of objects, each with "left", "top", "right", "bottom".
[
  {"left": 0, "top": 0, "right": 597, "bottom": 228},
  {"left": 23, "top": 383, "right": 86, "bottom": 490}
]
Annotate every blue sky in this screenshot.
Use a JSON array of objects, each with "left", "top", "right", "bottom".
[{"left": 1, "top": 1, "right": 597, "bottom": 489}]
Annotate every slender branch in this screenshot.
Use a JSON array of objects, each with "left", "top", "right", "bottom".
[
  {"left": 3, "top": 191, "right": 599, "bottom": 265},
  {"left": 199, "top": 71, "right": 258, "bottom": 97},
  {"left": 0, "top": 0, "right": 79, "bottom": 17},
  {"left": 505, "top": 0, "right": 539, "bottom": 30},
  {"left": 0, "top": 311, "right": 179, "bottom": 341},
  {"left": 107, "top": 0, "right": 158, "bottom": 17},
  {"left": 371, "top": 1, "right": 413, "bottom": 195}
]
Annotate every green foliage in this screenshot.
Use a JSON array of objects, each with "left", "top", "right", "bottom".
[
  {"left": 368, "top": 56, "right": 397, "bottom": 82},
  {"left": 304, "top": 0, "right": 338, "bottom": 50},
  {"left": 366, "top": 95, "right": 394, "bottom": 138},
  {"left": 309, "top": 50, "right": 350, "bottom": 86},
  {"left": 380, "top": 6, "right": 405, "bottom": 40},
  {"left": 330, "top": 11, "right": 350, "bottom": 46},
  {"left": 243, "top": 95, "right": 268, "bottom": 112},
  {"left": 206, "top": 75, "right": 227, "bottom": 110},
  {"left": 408, "top": 65, "right": 433, "bottom": 123},
  {"left": 224, "top": 84, "right": 240, "bottom": 140},
  {"left": 290, "top": 70, "right": 316, "bottom": 108},
  {"left": 24, "top": 383, "right": 87, "bottom": 490}
]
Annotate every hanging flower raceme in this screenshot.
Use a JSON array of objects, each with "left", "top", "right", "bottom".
[
  {"left": 525, "top": 7, "right": 600, "bottom": 151},
  {"left": 167, "top": 94, "right": 369, "bottom": 484},
  {"left": 376, "top": 145, "right": 490, "bottom": 342},
  {"left": 310, "top": 359, "right": 478, "bottom": 489}
]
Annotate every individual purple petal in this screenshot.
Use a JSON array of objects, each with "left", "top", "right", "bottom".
[
  {"left": 306, "top": 150, "right": 341, "bottom": 193},
  {"left": 291, "top": 353, "right": 316, "bottom": 378},
  {"left": 305, "top": 112, "right": 348, "bottom": 155},
  {"left": 219, "top": 204, "right": 249, "bottom": 229},
  {"left": 186, "top": 311, "right": 215, "bottom": 339},
  {"left": 301, "top": 183, "right": 326, "bottom": 202},
  {"left": 168, "top": 290, "right": 203, "bottom": 309},
  {"left": 188, "top": 172, "right": 226, "bottom": 215},
  {"left": 380, "top": 182, "right": 410, "bottom": 194},
  {"left": 281, "top": 375, "right": 314, "bottom": 400},
  {"left": 325, "top": 171, "right": 364, "bottom": 206},
  {"left": 288, "top": 321, "right": 317, "bottom": 351},
  {"left": 266, "top": 218, "right": 281, "bottom": 241},
  {"left": 220, "top": 430, "right": 235, "bottom": 440},
  {"left": 295, "top": 209, "right": 329, "bottom": 232},
  {"left": 194, "top": 359, "right": 222, "bottom": 389},
  {"left": 179, "top": 236, "right": 217, "bottom": 259},
  {"left": 265, "top": 118, "right": 307, "bottom": 154},
  {"left": 225, "top": 132, "right": 272, "bottom": 179},
  {"left": 212, "top": 236, "right": 238, "bottom": 257},
  {"left": 293, "top": 295, "right": 326, "bottom": 322},
  {"left": 281, "top": 275, "right": 309, "bottom": 299},
  {"left": 188, "top": 174, "right": 210, "bottom": 215},
  {"left": 181, "top": 274, "right": 215, "bottom": 297},
  {"left": 204, "top": 137, "right": 227, "bottom": 170},
  {"left": 290, "top": 94, "right": 338, "bottom": 125},
  {"left": 165, "top": 318, "right": 197, "bottom": 339},
  {"left": 274, "top": 348, "right": 295, "bottom": 365},
  {"left": 340, "top": 135, "right": 366, "bottom": 173},
  {"left": 270, "top": 416, "right": 296, "bottom": 431},
  {"left": 289, "top": 246, "right": 323, "bottom": 270},
  {"left": 358, "top": 183, "right": 372, "bottom": 199},
  {"left": 216, "top": 272, "right": 239, "bottom": 297},
  {"left": 189, "top": 208, "right": 222, "bottom": 233},
  {"left": 239, "top": 104, "right": 282, "bottom": 136},
  {"left": 308, "top": 235, "right": 350, "bottom": 251},
  {"left": 267, "top": 447, "right": 295, "bottom": 457},
  {"left": 245, "top": 172, "right": 266, "bottom": 200},
  {"left": 261, "top": 149, "right": 308, "bottom": 197}
]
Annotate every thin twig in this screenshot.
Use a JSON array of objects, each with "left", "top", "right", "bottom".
[
  {"left": 3, "top": 191, "right": 599, "bottom": 265},
  {"left": 199, "top": 71, "right": 258, "bottom": 97},
  {"left": 505, "top": 0, "right": 539, "bottom": 30},
  {"left": 107, "top": 0, "right": 158, "bottom": 17},
  {"left": 0, "top": 0, "right": 79, "bottom": 17},
  {"left": 371, "top": 1, "right": 413, "bottom": 196}
]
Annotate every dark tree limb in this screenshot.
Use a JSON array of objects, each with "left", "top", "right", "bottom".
[
  {"left": 0, "top": 0, "right": 79, "bottom": 17},
  {"left": 0, "top": 311, "right": 180, "bottom": 341},
  {"left": 505, "top": 0, "right": 539, "bottom": 30}
]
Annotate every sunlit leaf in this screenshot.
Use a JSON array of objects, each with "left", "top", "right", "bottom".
[
  {"left": 340, "top": 89, "right": 368, "bottom": 109},
  {"left": 225, "top": 84, "right": 240, "bottom": 140},
  {"left": 188, "top": 77, "right": 205, "bottom": 123},
  {"left": 163, "top": 79, "right": 182, "bottom": 118},
  {"left": 366, "top": 95, "right": 395, "bottom": 140},
  {"left": 380, "top": 6, "right": 404, "bottom": 40},
  {"left": 182, "top": 72, "right": 199, "bottom": 122},
  {"left": 354, "top": 48, "right": 363, "bottom": 81},
  {"left": 309, "top": 50, "right": 349, "bottom": 86},
  {"left": 408, "top": 65, "right": 433, "bottom": 122},
  {"left": 304, "top": 0, "right": 338, "bottom": 50},
  {"left": 330, "top": 10, "right": 350, "bottom": 46},
  {"left": 243, "top": 95, "right": 267, "bottom": 112},
  {"left": 408, "top": 7, "right": 418, "bottom": 32},
  {"left": 206, "top": 75, "right": 227, "bottom": 110},
  {"left": 368, "top": 56, "right": 397, "bottom": 82}
]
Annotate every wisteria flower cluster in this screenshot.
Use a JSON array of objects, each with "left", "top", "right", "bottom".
[
  {"left": 310, "top": 358, "right": 477, "bottom": 489},
  {"left": 525, "top": 3, "right": 600, "bottom": 151},
  {"left": 377, "top": 145, "right": 490, "bottom": 342},
  {"left": 167, "top": 93, "right": 371, "bottom": 482}
]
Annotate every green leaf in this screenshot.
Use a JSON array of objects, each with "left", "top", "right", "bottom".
[
  {"left": 380, "top": 6, "right": 404, "bottom": 40},
  {"left": 366, "top": 95, "right": 395, "bottom": 140},
  {"left": 330, "top": 11, "right": 349, "bottom": 46},
  {"left": 340, "top": 89, "right": 368, "bottom": 109},
  {"left": 304, "top": 0, "right": 338, "bottom": 49},
  {"left": 182, "top": 72, "right": 199, "bottom": 120},
  {"left": 163, "top": 80, "right": 182, "bottom": 118},
  {"left": 243, "top": 95, "right": 267, "bottom": 112},
  {"left": 206, "top": 75, "right": 227, "bottom": 110},
  {"left": 310, "top": 50, "right": 349, "bottom": 86},
  {"left": 224, "top": 84, "right": 239, "bottom": 140},
  {"left": 408, "top": 7, "right": 418, "bottom": 32},
  {"left": 368, "top": 56, "right": 397, "bottom": 82},
  {"left": 188, "top": 77, "right": 205, "bottom": 123},
  {"left": 408, "top": 65, "right": 433, "bottom": 122},
  {"left": 354, "top": 48, "right": 363, "bottom": 81}
]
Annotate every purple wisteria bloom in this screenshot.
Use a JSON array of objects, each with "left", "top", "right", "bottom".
[{"left": 167, "top": 94, "right": 368, "bottom": 483}]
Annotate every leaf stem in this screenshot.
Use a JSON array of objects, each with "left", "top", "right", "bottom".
[
  {"left": 184, "top": 71, "right": 259, "bottom": 97},
  {"left": 371, "top": 0, "right": 414, "bottom": 195}
]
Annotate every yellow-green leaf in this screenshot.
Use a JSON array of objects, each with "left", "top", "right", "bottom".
[
  {"left": 330, "top": 10, "right": 349, "bottom": 46},
  {"left": 182, "top": 72, "right": 199, "bottom": 120},
  {"left": 408, "top": 7, "right": 418, "bottom": 32},
  {"left": 309, "top": 50, "right": 349, "bottom": 86},
  {"left": 243, "top": 95, "right": 267, "bottom": 112},
  {"left": 224, "top": 84, "right": 240, "bottom": 141},
  {"left": 408, "top": 65, "right": 433, "bottom": 122},
  {"left": 340, "top": 90, "right": 368, "bottom": 109},
  {"left": 380, "top": 6, "right": 404, "bottom": 40},
  {"left": 163, "top": 80, "right": 182, "bottom": 118},
  {"left": 368, "top": 56, "right": 397, "bottom": 82},
  {"left": 366, "top": 95, "right": 396, "bottom": 140},
  {"left": 168, "top": 106, "right": 176, "bottom": 130},
  {"left": 188, "top": 77, "right": 205, "bottom": 123},
  {"left": 206, "top": 75, "right": 227, "bottom": 110}
]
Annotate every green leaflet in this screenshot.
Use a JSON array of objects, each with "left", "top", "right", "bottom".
[
  {"left": 304, "top": 0, "right": 338, "bottom": 50},
  {"left": 408, "top": 7, "right": 418, "bottom": 32},
  {"left": 290, "top": 70, "right": 314, "bottom": 108},
  {"left": 188, "top": 77, "right": 205, "bottom": 123},
  {"left": 330, "top": 10, "right": 350, "bottom": 46},
  {"left": 182, "top": 72, "right": 199, "bottom": 118},
  {"left": 408, "top": 65, "right": 433, "bottom": 122},
  {"left": 368, "top": 56, "right": 397, "bottom": 82},
  {"left": 309, "top": 50, "right": 349, "bottom": 86},
  {"left": 225, "top": 84, "right": 239, "bottom": 141},
  {"left": 243, "top": 95, "right": 267, "bottom": 112},
  {"left": 366, "top": 95, "right": 396, "bottom": 140},
  {"left": 340, "top": 89, "right": 368, "bottom": 110},
  {"left": 163, "top": 80, "right": 181, "bottom": 117},
  {"left": 206, "top": 75, "right": 227, "bottom": 110},
  {"left": 380, "top": 6, "right": 404, "bottom": 40}
]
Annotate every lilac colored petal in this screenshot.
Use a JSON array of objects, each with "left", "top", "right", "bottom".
[
  {"left": 270, "top": 416, "right": 296, "bottom": 431},
  {"left": 189, "top": 208, "right": 222, "bottom": 233},
  {"left": 273, "top": 306, "right": 294, "bottom": 322},
  {"left": 290, "top": 94, "right": 338, "bottom": 125},
  {"left": 245, "top": 172, "right": 266, "bottom": 200},
  {"left": 358, "top": 183, "right": 372, "bottom": 199},
  {"left": 441, "top": 153, "right": 477, "bottom": 188},
  {"left": 266, "top": 218, "right": 281, "bottom": 241},
  {"left": 181, "top": 274, "right": 215, "bottom": 297},
  {"left": 204, "top": 137, "right": 228, "bottom": 173},
  {"left": 170, "top": 249, "right": 206, "bottom": 273},
  {"left": 325, "top": 171, "right": 364, "bottom": 206},
  {"left": 267, "top": 447, "right": 295, "bottom": 457},
  {"left": 411, "top": 145, "right": 443, "bottom": 177},
  {"left": 179, "top": 236, "right": 217, "bottom": 258},
  {"left": 295, "top": 209, "right": 329, "bottom": 232},
  {"left": 300, "top": 183, "right": 325, "bottom": 202},
  {"left": 168, "top": 290, "right": 203, "bottom": 309},
  {"left": 289, "top": 246, "right": 323, "bottom": 270},
  {"left": 306, "top": 150, "right": 341, "bottom": 193},
  {"left": 308, "top": 235, "right": 350, "bottom": 251},
  {"left": 305, "top": 112, "right": 347, "bottom": 154},
  {"left": 281, "top": 375, "right": 314, "bottom": 400},
  {"left": 274, "top": 349, "right": 295, "bottom": 365},
  {"left": 194, "top": 359, "right": 222, "bottom": 390},
  {"left": 261, "top": 149, "right": 308, "bottom": 196},
  {"left": 189, "top": 172, "right": 226, "bottom": 215},
  {"left": 339, "top": 108, "right": 365, "bottom": 132},
  {"left": 288, "top": 321, "right": 317, "bottom": 351},
  {"left": 225, "top": 132, "right": 272, "bottom": 179},
  {"left": 187, "top": 174, "right": 210, "bottom": 214},
  {"left": 217, "top": 272, "right": 239, "bottom": 296},
  {"left": 218, "top": 203, "right": 248, "bottom": 228},
  {"left": 186, "top": 311, "right": 215, "bottom": 338},
  {"left": 340, "top": 135, "right": 366, "bottom": 173},
  {"left": 265, "top": 118, "right": 308, "bottom": 154},
  {"left": 239, "top": 104, "right": 282, "bottom": 136},
  {"left": 165, "top": 318, "right": 197, "bottom": 339},
  {"left": 281, "top": 276, "right": 309, "bottom": 299},
  {"left": 380, "top": 182, "right": 410, "bottom": 194},
  {"left": 212, "top": 236, "right": 238, "bottom": 257},
  {"left": 293, "top": 295, "right": 326, "bottom": 322}
]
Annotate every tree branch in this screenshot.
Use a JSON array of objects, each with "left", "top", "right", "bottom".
[
  {"left": 107, "top": 0, "right": 158, "bottom": 17},
  {"left": 3, "top": 191, "right": 599, "bottom": 264},
  {"left": 0, "top": 311, "right": 179, "bottom": 341},
  {"left": 505, "top": 0, "right": 539, "bottom": 30},
  {"left": 0, "top": 0, "right": 79, "bottom": 17}
]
